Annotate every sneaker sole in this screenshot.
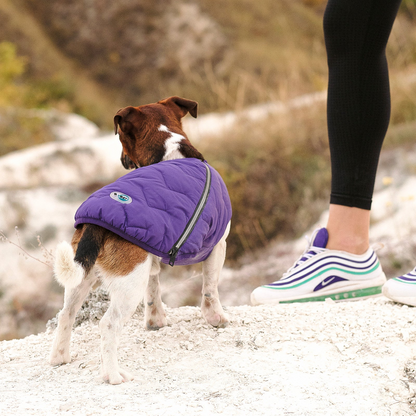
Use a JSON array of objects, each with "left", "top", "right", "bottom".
[
  {"left": 251, "top": 274, "right": 386, "bottom": 305},
  {"left": 382, "top": 284, "right": 416, "bottom": 307},
  {"left": 278, "top": 285, "right": 384, "bottom": 304}
]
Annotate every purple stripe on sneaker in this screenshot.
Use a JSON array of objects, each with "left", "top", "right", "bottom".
[
  {"left": 314, "top": 276, "right": 348, "bottom": 291},
  {"left": 268, "top": 253, "right": 378, "bottom": 287},
  {"left": 294, "top": 249, "right": 322, "bottom": 268},
  {"left": 279, "top": 251, "right": 377, "bottom": 281},
  {"left": 283, "top": 250, "right": 377, "bottom": 281},
  {"left": 398, "top": 275, "right": 416, "bottom": 282}
]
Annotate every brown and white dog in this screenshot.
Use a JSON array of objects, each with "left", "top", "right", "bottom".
[{"left": 50, "top": 96, "right": 230, "bottom": 384}]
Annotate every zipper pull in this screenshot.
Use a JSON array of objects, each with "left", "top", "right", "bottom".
[{"left": 168, "top": 247, "right": 179, "bottom": 267}]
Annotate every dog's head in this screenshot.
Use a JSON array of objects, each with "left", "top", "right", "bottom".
[{"left": 113, "top": 96, "right": 205, "bottom": 169}]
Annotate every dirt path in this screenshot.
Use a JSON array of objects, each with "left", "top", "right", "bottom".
[{"left": 1, "top": 297, "right": 415, "bottom": 415}]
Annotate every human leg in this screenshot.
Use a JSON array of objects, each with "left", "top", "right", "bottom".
[
  {"left": 251, "top": 0, "right": 401, "bottom": 305},
  {"left": 325, "top": 0, "right": 402, "bottom": 212},
  {"left": 324, "top": 0, "right": 416, "bottom": 306},
  {"left": 326, "top": 205, "right": 370, "bottom": 254}
]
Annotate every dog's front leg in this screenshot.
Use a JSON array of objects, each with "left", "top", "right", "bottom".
[
  {"left": 50, "top": 271, "right": 98, "bottom": 366},
  {"left": 201, "top": 222, "right": 230, "bottom": 328},
  {"left": 99, "top": 257, "right": 151, "bottom": 384},
  {"left": 145, "top": 256, "right": 167, "bottom": 330}
]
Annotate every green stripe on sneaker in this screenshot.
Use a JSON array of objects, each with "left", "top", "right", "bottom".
[
  {"left": 264, "top": 261, "right": 381, "bottom": 290},
  {"left": 278, "top": 285, "right": 383, "bottom": 304},
  {"left": 394, "top": 277, "right": 416, "bottom": 285}
]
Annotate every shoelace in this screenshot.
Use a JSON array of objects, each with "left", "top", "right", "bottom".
[{"left": 282, "top": 235, "right": 326, "bottom": 279}]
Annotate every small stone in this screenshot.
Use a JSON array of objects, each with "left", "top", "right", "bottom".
[
  {"left": 401, "top": 329, "right": 410, "bottom": 343},
  {"left": 254, "top": 334, "right": 265, "bottom": 347}
]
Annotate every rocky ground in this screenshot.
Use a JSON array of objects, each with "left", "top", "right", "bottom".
[{"left": 1, "top": 297, "right": 416, "bottom": 415}]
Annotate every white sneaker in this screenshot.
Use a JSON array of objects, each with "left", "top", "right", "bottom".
[
  {"left": 383, "top": 269, "right": 416, "bottom": 306},
  {"left": 250, "top": 228, "right": 386, "bottom": 305}
]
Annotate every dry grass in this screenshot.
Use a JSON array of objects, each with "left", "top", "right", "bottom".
[
  {"left": 0, "top": 0, "right": 119, "bottom": 127},
  {"left": 1, "top": 0, "right": 416, "bottom": 262},
  {"left": 201, "top": 101, "right": 330, "bottom": 262}
]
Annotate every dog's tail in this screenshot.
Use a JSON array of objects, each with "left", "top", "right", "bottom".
[
  {"left": 54, "top": 224, "right": 105, "bottom": 289},
  {"left": 54, "top": 241, "right": 85, "bottom": 289}
]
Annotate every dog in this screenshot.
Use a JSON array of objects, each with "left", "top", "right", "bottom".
[{"left": 50, "top": 96, "right": 232, "bottom": 384}]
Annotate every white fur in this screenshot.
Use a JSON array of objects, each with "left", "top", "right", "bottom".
[
  {"left": 159, "top": 124, "right": 186, "bottom": 161},
  {"left": 99, "top": 256, "right": 152, "bottom": 384},
  {"left": 51, "top": 254, "right": 153, "bottom": 385},
  {"left": 200, "top": 222, "right": 230, "bottom": 327},
  {"left": 54, "top": 241, "right": 84, "bottom": 289}
]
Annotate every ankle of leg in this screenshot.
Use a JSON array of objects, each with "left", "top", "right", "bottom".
[{"left": 326, "top": 236, "right": 369, "bottom": 255}]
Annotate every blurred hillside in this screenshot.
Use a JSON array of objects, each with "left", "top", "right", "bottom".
[
  {"left": 1, "top": 0, "right": 416, "bottom": 256},
  {"left": 0, "top": 0, "right": 328, "bottom": 127},
  {"left": 1, "top": 0, "right": 415, "bottom": 133},
  {"left": 1, "top": 0, "right": 416, "bottom": 339},
  {"left": 1, "top": 0, "right": 416, "bottom": 252}
]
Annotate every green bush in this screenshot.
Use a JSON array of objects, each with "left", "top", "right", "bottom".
[
  {"left": 0, "top": 42, "right": 27, "bottom": 107},
  {"left": 0, "top": 41, "right": 65, "bottom": 156}
]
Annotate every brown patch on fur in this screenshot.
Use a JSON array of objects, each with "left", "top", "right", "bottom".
[{"left": 96, "top": 233, "right": 148, "bottom": 276}]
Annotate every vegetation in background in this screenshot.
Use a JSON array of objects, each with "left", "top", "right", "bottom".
[
  {"left": 0, "top": 0, "right": 119, "bottom": 127},
  {"left": 201, "top": 103, "right": 330, "bottom": 261},
  {"left": 2, "top": 0, "right": 416, "bottom": 124},
  {"left": 1, "top": 0, "right": 416, "bottom": 260},
  {"left": 18, "top": 0, "right": 329, "bottom": 115},
  {"left": 0, "top": 42, "right": 56, "bottom": 156},
  {"left": 0, "top": 42, "right": 26, "bottom": 107}
]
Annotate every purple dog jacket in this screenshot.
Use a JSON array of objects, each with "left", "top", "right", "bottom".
[{"left": 74, "top": 158, "right": 232, "bottom": 266}]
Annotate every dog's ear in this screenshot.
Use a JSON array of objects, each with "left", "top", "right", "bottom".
[
  {"left": 114, "top": 106, "right": 136, "bottom": 135},
  {"left": 160, "top": 96, "right": 198, "bottom": 119}
]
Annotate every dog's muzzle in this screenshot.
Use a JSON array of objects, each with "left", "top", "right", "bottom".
[{"left": 121, "top": 152, "right": 139, "bottom": 169}]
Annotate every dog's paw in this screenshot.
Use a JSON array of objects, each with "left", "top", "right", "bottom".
[
  {"left": 49, "top": 349, "right": 71, "bottom": 366},
  {"left": 146, "top": 315, "right": 168, "bottom": 331},
  {"left": 204, "top": 312, "right": 229, "bottom": 328},
  {"left": 145, "top": 302, "right": 167, "bottom": 330},
  {"left": 201, "top": 294, "right": 229, "bottom": 328},
  {"left": 102, "top": 368, "right": 134, "bottom": 385}
]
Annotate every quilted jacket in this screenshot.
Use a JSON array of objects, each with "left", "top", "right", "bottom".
[{"left": 74, "top": 158, "right": 232, "bottom": 266}]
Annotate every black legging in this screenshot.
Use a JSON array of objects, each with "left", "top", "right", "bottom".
[{"left": 324, "top": 0, "right": 402, "bottom": 210}]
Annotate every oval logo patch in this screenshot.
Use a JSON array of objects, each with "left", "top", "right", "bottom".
[{"left": 110, "top": 192, "right": 132, "bottom": 204}]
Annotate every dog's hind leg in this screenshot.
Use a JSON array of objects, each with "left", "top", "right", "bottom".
[
  {"left": 99, "top": 255, "right": 152, "bottom": 384},
  {"left": 201, "top": 222, "right": 231, "bottom": 328},
  {"left": 145, "top": 256, "right": 167, "bottom": 330},
  {"left": 50, "top": 271, "right": 98, "bottom": 366}
]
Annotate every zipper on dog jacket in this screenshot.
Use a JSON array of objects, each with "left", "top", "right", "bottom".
[{"left": 168, "top": 163, "right": 211, "bottom": 266}]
